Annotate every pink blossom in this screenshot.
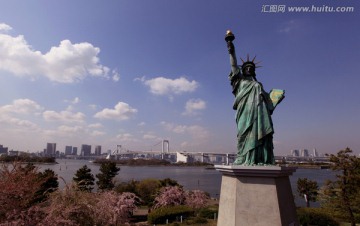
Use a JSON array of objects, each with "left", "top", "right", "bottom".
[
  {"left": 153, "top": 186, "right": 186, "bottom": 209},
  {"left": 185, "top": 190, "right": 210, "bottom": 209}
]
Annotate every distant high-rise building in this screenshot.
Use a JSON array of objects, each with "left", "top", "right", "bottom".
[
  {"left": 65, "top": 146, "right": 72, "bottom": 155},
  {"left": 313, "top": 148, "right": 318, "bottom": 157},
  {"left": 95, "top": 145, "right": 102, "bottom": 156},
  {"left": 72, "top": 147, "right": 78, "bottom": 155},
  {"left": 46, "top": 143, "right": 56, "bottom": 156},
  {"left": 291, "top": 149, "right": 299, "bottom": 157},
  {"left": 301, "top": 149, "right": 309, "bottom": 157},
  {"left": 0, "top": 145, "right": 8, "bottom": 154},
  {"left": 81, "top": 144, "right": 91, "bottom": 156}
]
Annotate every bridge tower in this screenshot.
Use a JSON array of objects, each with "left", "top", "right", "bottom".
[
  {"left": 116, "top": 145, "right": 121, "bottom": 155},
  {"left": 161, "top": 140, "right": 169, "bottom": 159}
]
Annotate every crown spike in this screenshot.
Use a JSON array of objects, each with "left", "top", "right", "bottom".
[
  {"left": 252, "top": 55, "right": 257, "bottom": 62},
  {"left": 240, "top": 57, "right": 245, "bottom": 63},
  {"left": 247, "top": 54, "right": 250, "bottom": 61}
]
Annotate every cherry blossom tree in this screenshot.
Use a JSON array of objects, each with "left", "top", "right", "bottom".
[
  {"left": 40, "top": 184, "right": 96, "bottom": 225},
  {"left": 93, "top": 191, "right": 140, "bottom": 225},
  {"left": 0, "top": 162, "right": 43, "bottom": 220},
  {"left": 153, "top": 186, "right": 210, "bottom": 211},
  {"left": 153, "top": 186, "right": 186, "bottom": 209},
  {"left": 185, "top": 190, "right": 210, "bottom": 209}
]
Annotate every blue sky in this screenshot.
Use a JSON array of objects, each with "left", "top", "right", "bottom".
[{"left": 0, "top": 0, "right": 359, "bottom": 156}]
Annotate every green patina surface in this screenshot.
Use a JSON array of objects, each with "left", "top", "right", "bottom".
[{"left": 229, "top": 69, "right": 284, "bottom": 166}]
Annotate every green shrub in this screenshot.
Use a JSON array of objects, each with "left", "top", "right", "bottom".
[
  {"left": 148, "top": 205, "right": 194, "bottom": 224},
  {"left": 198, "top": 207, "right": 218, "bottom": 219},
  {"left": 297, "top": 207, "right": 339, "bottom": 226},
  {"left": 355, "top": 214, "right": 360, "bottom": 223},
  {"left": 185, "top": 216, "right": 208, "bottom": 224}
]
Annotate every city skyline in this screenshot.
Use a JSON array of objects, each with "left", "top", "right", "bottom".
[
  {"left": 0, "top": 141, "right": 336, "bottom": 158},
  {"left": 0, "top": 0, "right": 359, "bottom": 156}
]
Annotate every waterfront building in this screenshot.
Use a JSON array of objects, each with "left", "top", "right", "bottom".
[
  {"left": 72, "top": 147, "right": 78, "bottom": 155},
  {"left": 313, "top": 148, "right": 318, "bottom": 157},
  {"left": 301, "top": 149, "right": 309, "bottom": 157},
  {"left": 0, "top": 145, "right": 8, "bottom": 154},
  {"left": 95, "top": 145, "right": 102, "bottom": 156},
  {"left": 65, "top": 146, "right": 72, "bottom": 155},
  {"left": 291, "top": 149, "right": 299, "bottom": 157},
  {"left": 9, "top": 150, "right": 20, "bottom": 156},
  {"left": 81, "top": 144, "right": 91, "bottom": 156},
  {"left": 46, "top": 143, "right": 56, "bottom": 157}
]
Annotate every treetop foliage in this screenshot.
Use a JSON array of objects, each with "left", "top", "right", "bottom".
[
  {"left": 321, "top": 147, "right": 360, "bottom": 226},
  {"left": 96, "top": 161, "right": 120, "bottom": 191},
  {"left": 297, "top": 178, "right": 319, "bottom": 207},
  {"left": 73, "top": 164, "right": 95, "bottom": 192}
]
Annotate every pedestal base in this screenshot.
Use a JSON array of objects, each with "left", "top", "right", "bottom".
[{"left": 215, "top": 165, "right": 298, "bottom": 226}]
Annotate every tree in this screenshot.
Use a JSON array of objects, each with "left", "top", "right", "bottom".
[
  {"left": 32, "top": 169, "right": 59, "bottom": 204},
  {"left": 0, "top": 162, "right": 44, "bottom": 221},
  {"left": 297, "top": 178, "right": 318, "bottom": 207},
  {"left": 93, "top": 191, "right": 140, "bottom": 225},
  {"left": 115, "top": 179, "right": 138, "bottom": 194},
  {"left": 135, "top": 178, "right": 161, "bottom": 206},
  {"left": 115, "top": 178, "right": 181, "bottom": 206},
  {"left": 320, "top": 148, "right": 360, "bottom": 226},
  {"left": 73, "top": 165, "right": 95, "bottom": 192},
  {"left": 153, "top": 186, "right": 186, "bottom": 209},
  {"left": 159, "top": 178, "right": 180, "bottom": 187},
  {"left": 185, "top": 190, "right": 210, "bottom": 209},
  {"left": 3, "top": 185, "right": 140, "bottom": 225},
  {"left": 96, "top": 161, "right": 120, "bottom": 191}
]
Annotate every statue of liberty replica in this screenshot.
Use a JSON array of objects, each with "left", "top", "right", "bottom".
[{"left": 225, "top": 30, "right": 285, "bottom": 166}]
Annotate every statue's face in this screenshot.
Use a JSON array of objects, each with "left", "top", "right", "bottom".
[{"left": 242, "top": 65, "right": 255, "bottom": 77}]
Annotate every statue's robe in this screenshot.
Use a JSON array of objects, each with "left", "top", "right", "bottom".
[{"left": 229, "top": 68, "right": 284, "bottom": 165}]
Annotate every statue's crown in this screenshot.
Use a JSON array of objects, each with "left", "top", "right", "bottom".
[{"left": 240, "top": 54, "right": 261, "bottom": 69}]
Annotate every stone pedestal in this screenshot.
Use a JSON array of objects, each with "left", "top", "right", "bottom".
[{"left": 215, "top": 165, "right": 298, "bottom": 226}]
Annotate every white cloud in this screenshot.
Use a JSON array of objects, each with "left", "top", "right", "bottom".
[
  {"left": 43, "top": 123, "right": 106, "bottom": 139},
  {"left": 0, "top": 99, "right": 43, "bottom": 114},
  {"left": 116, "top": 133, "right": 138, "bottom": 142},
  {"left": 0, "top": 23, "right": 12, "bottom": 33},
  {"left": 3, "top": 117, "right": 38, "bottom": 129},
  {"left": 138, "top": 122, "right": 146, "bottom": 126},
  {"left": 0, "top": 99, "right": 41, "bottom": 132},
  {"left": 94, "top": 102, "right": 137, "bottom": 121},
  {"left": 142, "top": 132, "right": 159, "bottom": 140},
  {"left": 143, "top": 134, "right": 157, "bottom": 139},
  {"left": 43, "top": 110, "right": 86, "bottom": 123},
  {"left": 112, "top": 69, "right": 120, "bottom": 82},
  {"left": 71, "top": 97, "right": 80, "bottom": 104},
  {"left": 279, "top": 20, "right": 296, "bottom": 33},
  {"left": 58, "top": 125, "right": 84, "bottom": 133},
  {"left": 0, "top": 25, "right": 117, "bottom": 83},
  {"left": 88, "top": 104, "right": 98, "bottom": 110},
  {"left": 161, "top": 122, "right": 209, "bottom": 140},
  {"left": 88, "top": 123, "right": 103, "bottom": 128},
  {"left": 90, "top": 130, "right": 106, "bottom": 136},
  {"left": 183, "top": 98, "right": 206, "bottom": 116},
  {"left": 64, "top": 97, "right": 80, "bottom": 111},
  {"left": 140, "top": 76, "right": 198, "bottom": 95},
  {"left": 133, "top": 76, "right": 145, "bottom": 82}
]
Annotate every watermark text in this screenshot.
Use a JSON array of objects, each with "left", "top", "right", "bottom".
[{"left": 261, "top": 5, "right": 354, "bottom": 13}]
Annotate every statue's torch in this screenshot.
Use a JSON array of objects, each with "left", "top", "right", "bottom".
[{"left": 225, "top": 30, "right": 235, "bottom": 43}]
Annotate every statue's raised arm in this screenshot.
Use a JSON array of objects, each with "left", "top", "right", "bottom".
[{"left": 225, "top": 30, "right": 238, "bottom": 74}]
